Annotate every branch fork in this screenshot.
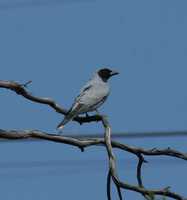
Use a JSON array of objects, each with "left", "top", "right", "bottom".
[{"left": 0, "top": 80, "right": 187, "bottom": 200}]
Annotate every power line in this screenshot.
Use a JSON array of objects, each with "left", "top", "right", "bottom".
[
  {"left": 0, "top": 130, "right": 186, "bottom": 143},
  {"left": 0, "top": 0, "right": 94, "bottom": 11},
  {"left": 64, "top": 130, "right": 187, "bottom": 139},
  {"left": 0, "top": 158, "right": 185, "bottom": 170}
]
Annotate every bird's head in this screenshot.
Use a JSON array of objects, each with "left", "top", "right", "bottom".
[{"left": 97, "top": 68, "right": 119, "bottom": 82}]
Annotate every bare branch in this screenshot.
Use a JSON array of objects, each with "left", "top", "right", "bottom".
[
  {"left": 101, "top": 116, "right": 187, "bottom": 200},
  {"left": 0, "top": 80, "right": 102, "bottom": 124},
  {"left": 101, "top": 116, "right": 123, "bottom": 200},
  {"left": 136, "top": 154, "right": 152, "bottom": 200},
  {"left": 0, "top": 129, "right": 186, "bottom": 200},
  {"left": 111, "top": 143, "right": 187, "bottom": 161},
  {"left": 137, "top": 154, "right": 145, "bottom": 188},
  {"left": 0, "top": 80, "right": 187, "bottom": 200},
  {"left": 107, "top": 171, "right": 112, "bottom": 200},
  {"left": 116, "top": 185, "right": 123, "bottom": 200},
  {"left": 0, "top": 129, "right": 187, "bottom": 161}
]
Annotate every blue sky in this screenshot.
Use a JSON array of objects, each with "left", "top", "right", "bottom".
[{"left": 0, "top": 0, "right": 187, "bottom": 199}]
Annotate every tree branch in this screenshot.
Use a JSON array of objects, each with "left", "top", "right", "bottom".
[
  {"left": 101, "top": 116, "right": 123, "bottom": 200},
  {"left": 107, "top": 170, "right": 112, "bottom": 200},
  {"left": 0, "top": 129, "right": 186, "bottom": 161},
  {"left": 0, "top": 129, "right": 186, "bottom": 200},
  {"left": 101, "top": 116, "right": 187, "bottom": 200},
  {"left": 136, "top": 154, "right": 152, "bottom": 200},
  {"left": 0, "top": 80, "right": 102, "bottom": 124},
  {"left": 0, "top": 80, "right": 187, "bottom": 200}
]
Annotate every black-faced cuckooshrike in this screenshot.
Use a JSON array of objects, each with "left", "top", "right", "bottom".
[{"left": 57, "top": 68, "right": 119, "bottom": 130}]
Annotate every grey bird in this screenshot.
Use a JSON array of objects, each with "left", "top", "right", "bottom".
[{"left": 57, "top": 68, "right": 119, "bottom": 130}]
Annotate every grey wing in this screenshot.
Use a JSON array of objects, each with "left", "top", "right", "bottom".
[
  {"left": 69, "top": 81, "right": 109, "bottom": 114},
  {"left": 67, "top": 81, "right": 94, "bottom": 114},
  {"left": 76, "top": 83, "right": 110, "bottom": 112},
  {"left": 57, "top": 80, "right": 102, "bottom": 129}
]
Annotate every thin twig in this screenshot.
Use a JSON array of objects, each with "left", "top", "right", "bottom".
[
  {"left": 137, "top": 154, "right": 144, "bottom": 187},
  {"left": 107, "top": 170, "right": 112, "bottom": 200},
  {"left": 136, "top": 154, "right": 151, "bottom": 200},
  {"left": 116, "top": 185, "right": 123, "bottom": 200},
  {"left": 21, "top": 80, "right": 32, "bottom": 88}
]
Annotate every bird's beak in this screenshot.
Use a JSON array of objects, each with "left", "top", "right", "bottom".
[{"left": 110, "top": 70, "right": 119, "bottom": 76}]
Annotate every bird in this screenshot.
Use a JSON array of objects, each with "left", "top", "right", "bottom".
[{"left": 57, "top": 68, "right": 119, "bottom": 130}]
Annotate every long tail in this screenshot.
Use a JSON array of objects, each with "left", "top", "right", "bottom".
[
  {"left": 57, "top": 117, "right": 71, "bottom": 130},
  {"left": 57, "top": 104, "right": 83, "bottom": 130}
]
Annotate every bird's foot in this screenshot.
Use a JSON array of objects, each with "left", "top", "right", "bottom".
[
  {"left": 85, "top": 113, "right": 89, "bottom": 117},
  {"left": 95, "top": 109, "right": 100, "bottom": 115}
]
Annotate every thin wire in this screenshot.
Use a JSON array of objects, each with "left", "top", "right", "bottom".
[
  {"left": 0, "top": 158, "right": 185, "bottom": 169},
  {"left": 0, "top": 0, "right": 94, "bottom": 11},
  {"left": 0, "top": 130, "right": 186, "bottom": 143},
  {"left": 65, "top": 130, "right": 187, "bottom": 139}
]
